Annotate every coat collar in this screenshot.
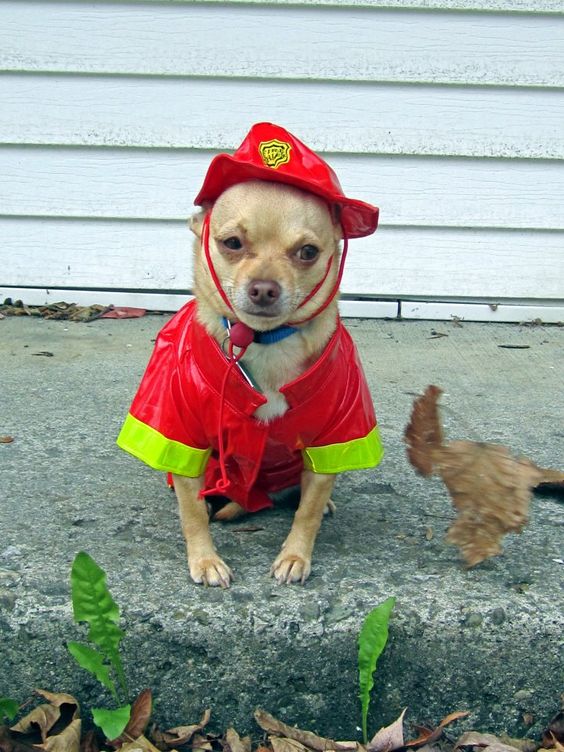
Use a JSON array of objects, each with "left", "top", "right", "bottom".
[{"left": 188, "top": 301, "right": 344, "bottom": 415}]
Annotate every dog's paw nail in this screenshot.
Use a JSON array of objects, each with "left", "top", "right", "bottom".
[
  {"left": 190, "top": 556, "right": 233, "bottom": 588},
  {"left": 271, "top": 554, "right": 311, "bottom": 585}
]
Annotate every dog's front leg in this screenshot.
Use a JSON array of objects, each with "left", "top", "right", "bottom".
[
  {"left": 271, "top": 470, "right": 335, "bottom": 584},
  {"left": 173, "top": 474, "right": 233, "bottom": 588}
]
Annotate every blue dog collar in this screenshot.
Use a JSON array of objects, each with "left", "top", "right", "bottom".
[{"left": 222, "top": 317, "right": 298, "bottom": 345}]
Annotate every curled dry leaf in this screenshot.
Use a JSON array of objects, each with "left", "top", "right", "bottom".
[
  {"left": 269, "top": 738, "right": 309, "bottom": 752},
  {"left": 497, "top": 737, "right": 537, "bottom": 752},
  {"left": 543, "top": 710, "right": 564, "bottom": 748},
  {"left": 223, "top": 729, "right": 251, "bottom": 752},
  {"left": 38, "top": 719, "right": 81, "bottom": 752},
  {"left": 404, "top": 385, "right": 564, "bottom": 566},
  {"left": 367, "top": 708, "right": 406, "bottom": 752},
  {"left": 404, "top": 385, "right": 443, "bottom": 477},
  {"left": 159, "top": 710, "right": 211, "bottom": 748},
  {"left": 456, "top": 732, "right": 523, "bottom": 752},
  {"left": 254, "top": 710, "right": 358, "bottom": 752},
  {"left": 0, "top": 726, "right": 39, "bottom": 752},
  {"left": 541, "top": 736, "right": 564, "bottom": 752},
  {"left": 438, "top": 442, "right": 544, "bottom": 566},
  {"left": 79, "top": 730, "right": 99, "bottom": 752},
  {"left": 191, "top": 734, "right": 213, "bottom": 752},
  {"left": 10, "top": 692, "right": 79, "bottom": 742},
  {"left": 0, "top": 436, "right": 14, "bottom": 444},
  {"left": 120, "top": 735, "right": 161, "bottom": 752},
  {"left": 405, "top": 711, "right": 470, "bottom": 748},
  {"left": 113, "top": 690, "right": 152, "bottom": 745}
]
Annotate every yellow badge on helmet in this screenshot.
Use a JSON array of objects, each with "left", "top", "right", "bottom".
[{"left": 259, "top": 139, "right": 292, "bottom": 169}]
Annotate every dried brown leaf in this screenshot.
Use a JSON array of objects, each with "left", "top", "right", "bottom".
[
  {"left": 254, "top": 710, "right": 355, "bottom": 752},
  {"left": 367, "top": 709, "right": 406, "bottom": 752},
  {"left": 160, "top": 710, "right": 211, "bottom": 748},
  {"left": 223, "top": 729, "right": 250, "bottom": 752},
  {"left": 535, "top": 469, "right": 564, "bottom": 486},
  {"left": 0, "top": 436, "right": 14, "bottom": 444},
  {"left": 36, "top": 719, "right": 81, "bottom": 752},
  {"left": 436, "top": 441, "right": 543, "bottom": 565},
  {"left": 120, "top": 690, "right": 152, "bottom": 743},
  {"left": 455, "top": 733, "right": 520, "bottom": 751},
  {"left": 33, "top": 694, "right": 78, "bottom": 717},
  {"left": 232, "top": 526, "right": 265, "bottom": 534},
  {"left": 0, "top": 727, "right": 39, "bottom": 752},
  {"left": 79, "top": 730, "right": 99, "bottom": 752},
  {"left": 120, "top": 735, "right": 161, "bottom": 752},
  {"left": 498, "top": 737, "right": 537, "bottom": 752},
  {"left": 543, "top": 711, "right": 564, "bottom": 748},
  {"left": 404, "top": 385, "right": 444, "bottom": 476},
  {"left": 405, "top": 711, "right": 469, "bottom": 747},
  {"left": 191, "top": 734, "right": 212, "bottom": 752},
  {"left": 10, "top": 706, "right": 60, "bottom": 741},
  {"left": 405, "top": 387, "right": 564, "bottom": 566},
  {"left": 269, "top": 739, "right": 309, "bottom": 752},
  {"left": 541, "top": 737, "right": 564, "bottom": 752},
  {"left": 11, "top": 692, "right": 79, "bottom": 743}
]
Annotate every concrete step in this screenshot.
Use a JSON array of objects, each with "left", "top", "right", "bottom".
[{"left": 1, "top": 314, "right": 562, "bottom": 741}]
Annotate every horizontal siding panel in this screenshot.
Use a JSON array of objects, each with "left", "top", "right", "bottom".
[
  {"left": 2, "top": 75, "right": 563, "bottom": 159},
  {"left": 70, "top": 1, "right": 564, "bottom": 15},
  {"left": 3, "top": 3, "right": 564, "bottom": 87},
  {"left": 401, "top": 300, "right": 564, "bottom": 322},
  {"left": 2, "top": 147, "right": 563, "bottom": 230},
  {"left": 2, "top": 218, "right": 563, "bottom": 299}
]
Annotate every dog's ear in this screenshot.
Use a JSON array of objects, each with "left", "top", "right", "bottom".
[
  {"left": 189, "top": 204, "right": 212, "bottom": 238},
  {"left": 331, "top": 204, "right": 343, "bottom": 242}
]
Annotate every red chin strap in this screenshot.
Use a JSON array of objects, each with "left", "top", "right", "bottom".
[{"left": 201, "top": 212, "right": 348, "bottom": 328}]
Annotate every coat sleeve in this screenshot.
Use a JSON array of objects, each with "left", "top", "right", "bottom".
[
  {"left": 116, "top": 319, "right": 211, "bottom": 477},
  {"left": 301, "top": 339, "right": 384, "bottom": 474}
]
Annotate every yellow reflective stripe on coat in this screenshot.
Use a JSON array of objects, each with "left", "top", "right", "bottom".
[
  {"left": 116, "top": 413, "right": 211, "bottom": 477},
  {"left": 302, "top": 426, "right": 384, "bottom": 474}
]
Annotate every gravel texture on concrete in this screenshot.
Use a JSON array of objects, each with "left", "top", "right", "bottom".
[{"left": 1, "top": 313, "right": 562, "bottom": 741}]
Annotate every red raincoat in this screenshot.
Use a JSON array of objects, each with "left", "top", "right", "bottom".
[{"left": 117, "top": 300, "right": 383, "bottom": 512}]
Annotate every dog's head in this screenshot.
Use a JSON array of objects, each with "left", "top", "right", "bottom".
[{"left": 191, "top": 180, "right": 342, "bottom": 331}]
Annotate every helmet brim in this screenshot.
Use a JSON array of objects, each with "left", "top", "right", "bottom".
[{"left": 194, "top": 154, "right": 379, "bottom": 239}]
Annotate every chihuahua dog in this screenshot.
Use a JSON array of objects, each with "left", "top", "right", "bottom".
[
  {"left": 117, "top": 122, "right": 382, "bottom": 589},
  {"left": 176, "top": 180, "right": 342, "bottom": 587}
]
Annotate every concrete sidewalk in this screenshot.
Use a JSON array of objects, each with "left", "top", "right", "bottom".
[{"left": 1, "top": 313, "right": 562, "bottom": 740}]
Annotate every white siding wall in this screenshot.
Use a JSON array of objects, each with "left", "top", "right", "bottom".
[{"left": 1, "top": 0, "right": 563, "bottom": 321}]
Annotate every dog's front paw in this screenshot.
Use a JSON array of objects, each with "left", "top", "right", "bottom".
[
  {"left": 189, "top": 554, "right": 233, "bottom": 588},
  {"left": 270, "top": 552, "right": 311, "bottom": 585}
]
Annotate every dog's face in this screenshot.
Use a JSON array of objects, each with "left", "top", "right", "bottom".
[{"left": 191, "top": 180, "right": 342, "bottom": 330}]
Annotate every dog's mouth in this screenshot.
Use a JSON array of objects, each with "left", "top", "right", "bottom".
[
  {"left": 243, "top": 309, "right": 280, "bottom": 319},
  {"left": 235, "top": 305, "right": 289, "bottom": 329}
]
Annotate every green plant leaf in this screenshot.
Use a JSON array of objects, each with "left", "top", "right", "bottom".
[
  {"left": 70, "top": 551, "right": 127, "bottom": 694},
  {"left": 67, "top": 641, "right": 117, "bottom": 700},
  {"left": 0, "top": 697, "right": 19, "bottom": 721},
  {"left": 358, "top": 596, "right": 396, "bottom": 744},
  {"left": 92, "top": 705, "right": 131, "bottom": 741}
]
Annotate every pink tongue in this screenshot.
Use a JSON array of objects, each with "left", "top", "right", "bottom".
[{"left": 230, "top": 321, "right": 255, "bottom": 348}]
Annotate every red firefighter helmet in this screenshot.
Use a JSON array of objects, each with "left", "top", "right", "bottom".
[{"left": 194, "top": 122, "right": 379, "bottom": 239}]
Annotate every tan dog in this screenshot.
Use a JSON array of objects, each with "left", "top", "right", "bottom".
[
  {"left": 117, "top": 122, "right": 382, "bottom": 589},
  {"left": 175, "top": 181, "right": 341, "bottom": 587}
]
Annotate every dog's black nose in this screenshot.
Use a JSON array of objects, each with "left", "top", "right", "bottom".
[{"left": 247, "top": 279, "right": 281, "bottom": 307}]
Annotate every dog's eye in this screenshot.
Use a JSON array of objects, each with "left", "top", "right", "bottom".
[
  {"left": 297, "top": 244, "right": 319, "bottom": 262},
  {"left": 223, "top": 237, "right": 243, "bottom": 251}
]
